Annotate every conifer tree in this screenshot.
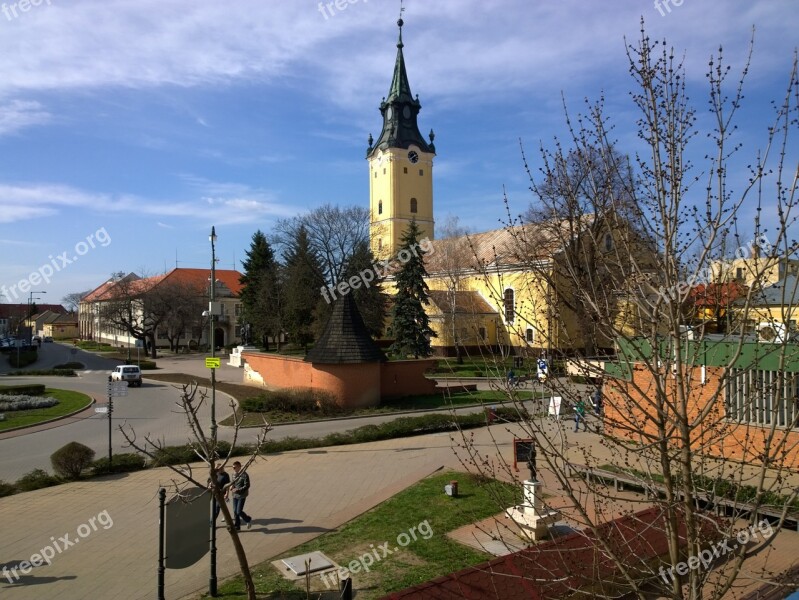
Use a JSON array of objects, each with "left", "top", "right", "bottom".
[
  {"left": 239, "top": 231, "right": 281, "bottom": 350},
  {"left": 283, "top": 226, "right": 325, "bottom": 350},
  {"left": 388, "top": 219, "right": 436, "bottom": 358}
]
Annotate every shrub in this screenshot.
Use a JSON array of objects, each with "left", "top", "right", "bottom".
[
  {"left": 0, "top": 480, "right": 17, "bottom": 497},
  {"left": 15, "top": 468, "right": 60, "bottom": 491},
  {"left": 0, "top": 384, "right": 46, "bottom": 396},
  {"left": 91, "top": 453, "right": 147, "bottom": 475},
  {"left": 241, "top": 388, "right": 342, "bottom": 416},
  {"left": 8, "top": 369, "right": 76, "bottom": 377},
  {"left": 0, "top": 395, "right": 59, "bottom": 411},
  {"left": 51, "top": 442, "right": 96, "bottom": 480},
  {"left": 53, "top": 362, "right": 85, "bottom": 370}
]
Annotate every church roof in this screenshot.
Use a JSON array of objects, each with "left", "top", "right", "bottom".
[
  {"left": 427, "top": 290, "right": 498, "bottom": 315},
  {"left": 424, "top": 218, "right": 588, "bottom": 274},
  {"left": 304, "top": 293, "right": 386, "bottom": 364}
]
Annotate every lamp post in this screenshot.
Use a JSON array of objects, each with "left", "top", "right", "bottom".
[
  {"left": 21, "top": 291, "right": 45, "bottom": 364},
  {"left": 208, "top": 225, "right": 218, "bottom": 597}
]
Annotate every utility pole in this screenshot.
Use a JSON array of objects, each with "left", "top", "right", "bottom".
[{"left": 208, "top": 225, "right": 218, "bottom": 598}]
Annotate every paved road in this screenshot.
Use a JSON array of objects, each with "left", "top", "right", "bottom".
[{"left": 0, "top": 346, "right": 579, "bottom": 480}]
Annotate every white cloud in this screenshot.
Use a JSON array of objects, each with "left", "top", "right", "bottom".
[{"left": 0, "top": 99, "right": 51, "bottom": 135}]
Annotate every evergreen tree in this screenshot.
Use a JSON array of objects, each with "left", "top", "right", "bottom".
[
  {"left": 239, "top": 231, "right": 281, "bottom": 350},
  {"left": 315, "top": 241, "right": 388, "bottom": 339},
  {"left": 388, "top": 219, "right": 436, "bottom": 358},
  {"left": 283, "top": 226, "right": 325, "bottom": 350}
]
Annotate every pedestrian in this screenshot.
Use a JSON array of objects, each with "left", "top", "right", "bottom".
[
  {"left": 228, "top": 460, "right": 253, "bottom": 531},
  {"left": 574, "top": 397, "right": 587, "bottom": 432},
  {"left": 208, "top": 464, "right": 230, "bottom": 523},
  {"left": 592, "top": 386, "right": 603, "bottom": 416}
]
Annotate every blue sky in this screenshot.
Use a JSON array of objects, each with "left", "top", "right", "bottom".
[{"left": 0, "top": 0, "right": 796, "bottom": 305}]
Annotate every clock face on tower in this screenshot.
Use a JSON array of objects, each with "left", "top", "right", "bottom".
[
  {"left": 386, "top": 106, "right": 393, "bottom": 120},
  {"left": 408, "top": 150, "right": 419, "bottom": 164}
]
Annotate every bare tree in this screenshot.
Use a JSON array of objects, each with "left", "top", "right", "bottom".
[
  {"left": 62, "top": 290, "right": 90, "bottom": 312},
  {"left": 276, "top": 204, "right": 370, "bottom": 288},
  {"left": 457, "top": 25, "right": 799, "bottom": 599},
  {"left": 120, "top": 383, "right": 270, "bottom": 600}
]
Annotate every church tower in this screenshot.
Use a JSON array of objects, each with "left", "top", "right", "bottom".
[{"left": 367, "top": 17, "right": 436, "bottom": 260}]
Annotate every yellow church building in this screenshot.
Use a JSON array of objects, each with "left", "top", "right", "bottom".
[{"left": 366, "top": 18, "right": 628, "bottom": 358}]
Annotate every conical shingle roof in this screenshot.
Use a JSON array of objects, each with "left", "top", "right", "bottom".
[{"left": 304, "top": 293, "right": 386, "bottom": 364}]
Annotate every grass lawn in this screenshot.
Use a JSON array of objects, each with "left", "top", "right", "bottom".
[
  {"left": 73, "top": 341, "right": 117, "bottom": 352},
  {"left": 206, "top": 471, "right": 517, "bottom": 599},
  {"left": 145, "top": 373, "right": 537, "bottom": 426},
  {"left": 0, "top": 389, "right": 93, "bottom": 431}
]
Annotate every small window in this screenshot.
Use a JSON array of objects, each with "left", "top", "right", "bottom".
[
  {"left": 478, "top": 327, "right": 486, "bottom": 340},
  {"left": 378, "top": 238, "right": 383, "bottom": 251},
  {"left": 604, "top": 233, "right": 613, "bottom": 251},
  {"left": 403, "top": 167, "right": 408, "bottom": 174},
  {"left": 504, "top": 288, "right": 515, "bottom": 323},
  {"left": 419, "top": 169, "right": 424, "bottom": 176},
  {"left": 374, "top": 171, "right": 377, "bottom": 178},
  {"left": 383, "top": 168, "right": 386, "bottom": 175},
  {"left": 526, "top": 328, "right": 534, "bottom": 343},
  {"left": 410, "top": 198, "right": 418, "bottom": 213},
  {"left": 736, "top": 267, "right": 744, "bottom": 280},
  {"left": 378, "top": 200, "right": 383, "bottom": 215}
]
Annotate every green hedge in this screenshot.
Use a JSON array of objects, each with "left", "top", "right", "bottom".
[
  {"left": 92, "top": 453, "right": 148, "bottom": 475},
  {"left": 53, "top": 362, "right": 85, "bottom": 370},
  {"left": 15, "top": 468, "right": 60, "bottom": 491},
  {"left": 0, "top": 384, "right": 46, "bottom": 396},
  {"left": 7, "top": 369, "right": 76, "bottom": 377},
  {"left": 241, "top": 388, "right": 341, "bottom": 416}
]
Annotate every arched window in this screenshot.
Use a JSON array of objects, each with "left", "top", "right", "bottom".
[
  {"left": 378, "top": 238, "right": 383, "bottom": 251},
  {"left": 504, "top": 288, "right": 515, "bottom": 323},
  {"left": 526, "top": 328, "right": 534, "bottom": 343},
  {"left": 604, "top": 232, "right": 613, "bottom": 251},
  {"left": 410, "top": 198, "right": 418, "bottom": 213},
  {"left": 378, "top": 200, "right": 383, "bottom": 215}
]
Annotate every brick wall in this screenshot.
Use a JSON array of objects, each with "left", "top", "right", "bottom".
[{"left": 604, "top": 364, "right": 799, "bottom": 469}]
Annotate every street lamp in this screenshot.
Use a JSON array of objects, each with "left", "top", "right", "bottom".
[
  {"left": 208, "top": 225, "right": 218, "bottom": 598},
  {"left": 27, "top": 291, "right": 46, "bottom": 341}
]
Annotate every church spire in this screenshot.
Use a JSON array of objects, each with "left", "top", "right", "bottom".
[{"left": 366, "top": 14, "right": 434, "bottom": 159}]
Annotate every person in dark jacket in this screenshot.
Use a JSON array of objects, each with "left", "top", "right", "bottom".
[{"left": 228, "top": 461, "right": 253, "bottom": 531}]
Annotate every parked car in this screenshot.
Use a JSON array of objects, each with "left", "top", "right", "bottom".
[
  {"left": 111, "top": 365, "right": 142, "bottom": 387},
  {"left": 44, "top": 336, "right": 53, "bottom": 343}
]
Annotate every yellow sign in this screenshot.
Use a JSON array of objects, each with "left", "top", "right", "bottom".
[{"left": 205, "top": 357, "right": 221, "bottom": 369}]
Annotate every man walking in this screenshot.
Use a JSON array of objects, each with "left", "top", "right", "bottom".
[
  {"left": 228, "top": 461, "right": 253, "bottom": 531},
  {"left": 574, "top": 397, "right": 587, "bottom": 432},
  {"left": 209, "top": 464, "right": 230, "bottom": 523}
]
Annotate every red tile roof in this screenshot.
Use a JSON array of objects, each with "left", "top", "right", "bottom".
[
  {"left": 0, "top": 304, "right": 67, "bottom": 318},
  {"left": 689, "top": 282, "right": 747, "bottom": 307},
  {"left": 381, "top": 507, "right": 719, "bottom": 600},
  {"left": 81, "top": 268, "right": 243, "bottom": 303}
]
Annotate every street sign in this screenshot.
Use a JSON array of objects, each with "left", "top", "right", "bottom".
[
  {"left": 95, "top": 406, "right": 109, "bottom": 413},
  {"left": 205, "top": 357, "right": 221, "bottom": 369},
  {"left": 107, "top": 382, "right": 128, "bottom": 397}
]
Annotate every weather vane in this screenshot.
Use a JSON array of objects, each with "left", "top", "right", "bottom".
[{"left": 399, "top": 0, "right": 404, "bottom": 21}]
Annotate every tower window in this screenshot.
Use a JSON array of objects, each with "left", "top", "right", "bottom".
[
  {"left": 604, "top": 233, "right": 613, "bottom": 251},
  {"left": 378, "top": 200, "right": 383, "bottom": 215},
  {"left": 419, "top": 169, "right": 424, "bottom": 176},
  {"left": 410, "top": 198, "right": 418, "bottom": 213},
  {"left": 374, "top": 172, "right": 377, "bottom": 178},
  {"left": 378, "top": 238, "right": 383, "bottom": 251},
  {"left": 504, "top": 288, "right": 515, "bottom": 323},
  {"left": 404, "top": 167, "right": 408, "bottom": 174},
  {"left": 383, "top": 168, "right": 386, "bottom": 175}
]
